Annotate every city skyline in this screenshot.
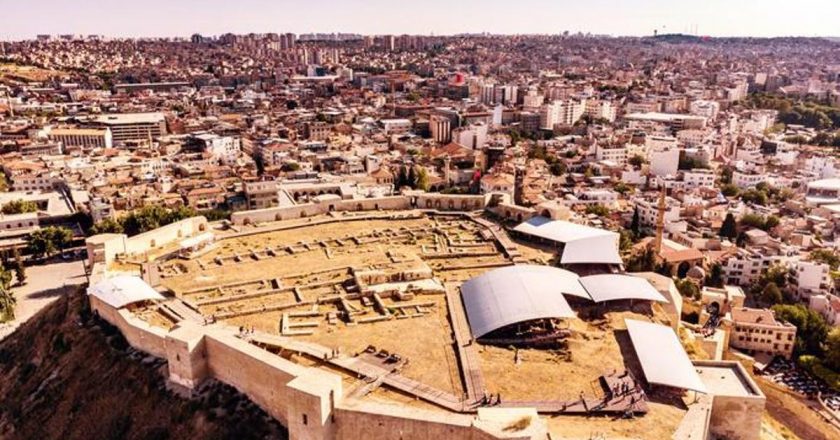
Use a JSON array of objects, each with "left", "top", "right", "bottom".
[{"left": 3, "top": 0, "right": 839, "bottom": 40}]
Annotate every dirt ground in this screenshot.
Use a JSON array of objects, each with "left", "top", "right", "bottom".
[
  {"left": 757, "top": 377, "right": 840, "bottom": 440},
  {"left": 545, "top": 401, "right": 686, "bottom": 440}
]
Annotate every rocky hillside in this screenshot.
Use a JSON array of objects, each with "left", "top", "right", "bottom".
[{"left": 0, "top": 289, "right": 286, "bottom": 440}]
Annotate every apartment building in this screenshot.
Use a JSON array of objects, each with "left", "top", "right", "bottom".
[
  {"left": 89, "top": 112, "right": 167, "bottom": 143},
  {"left": 729, "top": 307, "right": 797, "bottom": 359},
  {"left": 47, "top": 127, "right": 113, "bottom": 149},
  {"left": 683, "top": 169, "right": 716, "bottom": 189}
]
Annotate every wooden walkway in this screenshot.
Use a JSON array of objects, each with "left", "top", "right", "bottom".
[
  {"left": 445, "top": 284, "right": 486, "bottom": 405},
  {"left": 246, "top": 331, "right": 468, "bottom": 411},
  {"left": 161, "top": 299, "right": 207, "bottom": 325},
  {"left": 471, "top": 216, "right": 525, "bottom": 262},
  {"left": 243, "top": 319, "right": 651, "bottom": 416}
]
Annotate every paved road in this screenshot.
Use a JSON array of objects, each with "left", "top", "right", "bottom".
[{"left": 0, "top": 258, "right": 87, "bottom": 341}]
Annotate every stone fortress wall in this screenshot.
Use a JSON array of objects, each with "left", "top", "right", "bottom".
[
  {"left": 85, "top": 196, "right": 765, "bottom": 440},
  {"left": 231, "top": 193, "right": 487, "bottom": 225}
]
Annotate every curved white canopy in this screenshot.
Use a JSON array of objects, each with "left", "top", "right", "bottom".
[
  {"left": 88, "top": 275, "right": 164, "bottom": 309},
  {"left": 461, "top": 265, "right": 579, "bottom": 338},
  {"left": 513, "top": 217, "right": 622, "bottom": 265},
  {"left": 579, "top": 274, "right": 667, "bottom": 303}
]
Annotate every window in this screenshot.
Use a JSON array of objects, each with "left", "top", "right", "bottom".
[{"left": 302, "top": 414, "right": 308, "bottom": 425}]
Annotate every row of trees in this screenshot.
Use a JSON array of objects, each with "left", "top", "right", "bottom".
[
  {"left": 746, "top": 93, "right": 840, "bottom": 130},
  {"left": 1, "top": 199, "right": 38, "bottom": 215},
  {"left": 91, "top": 205, "right": 198, "bottom": 237},
  {"left": 0, "top": 250, "right": 27, "bottom": 323},
  {"left": 394, "top": 165, "right": 430, "bottom": 191}
]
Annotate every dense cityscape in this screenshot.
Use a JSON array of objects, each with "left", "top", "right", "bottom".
[{"left": 1, "top": 26, "right": 840, "bottom": 440}]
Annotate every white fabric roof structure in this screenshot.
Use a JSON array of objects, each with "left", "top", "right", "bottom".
[
  {"left": 88, "top": 275, "right": 165, "bottom": 309},
  {"left": 579, "top": 274, "right": 667, "bottom": 303},
  {"left": 513, "top": 217, "right": 622, "bottom": 265},
  {"left": 625, "top": 319, "right": 707, "bottom": 393},
  {"left": 461, "top": 265, "right": 578, "bottom": 338}
]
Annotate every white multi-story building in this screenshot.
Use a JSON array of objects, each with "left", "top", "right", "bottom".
[
  {"left": 689, "top": 100, "right": 721, "bottom": 120},
  {"left": 721, "top": 248, "right": 791, "bottom": 286},
  {"left": 732, "top": 170, "right": 766, "bottom": 189},
  {"left": 452, "top": 123, "right": 488, "bottom": 150},
  {"left": 540, "top": 99, "right": 585, "bottom": 129},
  {"left": 634, "top": 197, "right": 681, "bottom": 229},
  {"left": 683, "top": 169, "right": 716, "bottom": 189},
  {"left": 595, "top": 144, "right": 628, "bottom": 164},
  {"left": 649, "top": 147, "right": 680, "bottom": 177},
  {"left": 380, "top": 119, "right": 412, "bottom": 134},
  {"left": 430, "top": 114, "right": 452, "bottom": 144},
  {"left": 585, "top": 100, "right": 617, "bottom": 122},
  {"left": 794, "top": 260, "right": 831, "bottom": 298}
]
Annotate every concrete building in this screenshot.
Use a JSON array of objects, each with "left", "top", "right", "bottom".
[
  {"left": 729, "top": 307, "right": 797, "bottom": 359},
  {"left": 46, "top": 127, "right": 113, "bottom": 149},
  {"left": 89, "top": 112, "right": 167, "bottom": 143},
  {"left": 683, "top": 169, "right": 716, "bottom": 189}
]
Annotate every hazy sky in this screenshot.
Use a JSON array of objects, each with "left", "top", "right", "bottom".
[{"left": 2, "top": 0, "right": 838, "bottom": 40}]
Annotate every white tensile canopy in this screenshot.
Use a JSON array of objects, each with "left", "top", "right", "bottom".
[
  {"left": 88, "top": 275, "right": 165, "bottom": 309},
  {"left": 513, "top": 217, "right": 623, "bottom": 265},
  {"left": 461, "top": 265, "right": 579, "bottom": 338},
  {"left": 625, "top": 319, "right": 707, "bottom": 393},
  {"left": 579, "top": 274, "right": 668, "bottom": 303}
]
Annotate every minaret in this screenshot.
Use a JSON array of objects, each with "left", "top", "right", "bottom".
[
  {"left": 443, "top": 155, "right": 451, "bottom": 188},
  {"left": 514, "top": 166, "right": 525, "bottom": 206},
  {"left": 653, "top": 186, "right": 666, "bottom": 255}
]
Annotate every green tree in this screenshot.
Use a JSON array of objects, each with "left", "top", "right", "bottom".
[
  {"left": 407, "top": 166, "right": 418, "bottom": 189},
  {"left": 630, "top": 207, "right": 641, "bottom": 237},
  {"left": 1, "top": 199, "right": 38, "bottom": 215},
  {"left": 810, "top": 249, "right": 840, "bottom": 270},
  {"left": 740, "top": 213, "right": 768, "bottom": 230},
  {"left": 26, "top": 226, "right": 73, "bottom": 259},
  {"left": 12, "top": 249, "right": 25, "bottom": 285},
  {"left": 0, "top": 271, "right": 14, "bottom": 322},
  {"left": 585, "top": 204, "right": 609, "bottom": 216},
  {"left": 414, "top": 167, "right": 430, "bottom": 191},
  {"left": 825, "top": 328, "right": 840, "bottom": 371},
  {"left": 676, "top": 279, "right": 700, "bottom": 300},
  {"left": 719, "top": 213, "right": 737, "bottom": 240},
  {"left": 628, "top": 155, "right": 646, "bottom": 168},
  {"left": 705, "top": 263, "right": 724, "bottom": 288},
  {"left": 761, "top": 282, "right": 783, "bottom": 305},
  {"left": 772, "top": 304, "right": 829, "bottom": 357},
  {"left": 741, "top": 188, "right": 768, "bottom": 206},
  {"left": 90, "top": 218, "right": 124, "bottom": 235},
  {"left": 120, "top": 205, "right": 197, "bottom": 237},
  {"left": 720, "top": 184, "right": 740, "bottom": 197}
]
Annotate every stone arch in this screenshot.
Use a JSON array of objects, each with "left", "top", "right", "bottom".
[
  {"left": 448, "top": 200, "right": 455, "bottom": 210},
  {"left": 677, "top": 262, "right": 691, "bottom": 278},
  {"left": 356, "top": 203, "right": 363, "bottom": 211},
  {"left": 516, "top": 213, "right": 524, "bottom": 223},
  {"left": 199, "top": 223, "right": 207, "bottom": 232}
]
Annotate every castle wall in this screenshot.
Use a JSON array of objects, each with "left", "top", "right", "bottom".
[
  {"left": 124, "top": 216, "right": 208, "bottom": 257},
  {"left": 230, "top": 193, "right": 485, "bottom": 225},
  {"left": 90, "top": 295, "right": 168, "bottom": 358},
  {"left": 707, "top": 394, "right": 765, "bottom": 440}
]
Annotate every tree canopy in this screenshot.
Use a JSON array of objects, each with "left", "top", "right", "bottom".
[
  {"left": 1, "top": 199, "right": 38, "bottom": 215},
  {"left": 26, "top": 226, "right": 73, "bottom": 260}
]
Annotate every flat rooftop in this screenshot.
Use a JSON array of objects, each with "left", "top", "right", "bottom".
[{"left": 695, "top": 362, "right": 763, "bottom": 398}]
